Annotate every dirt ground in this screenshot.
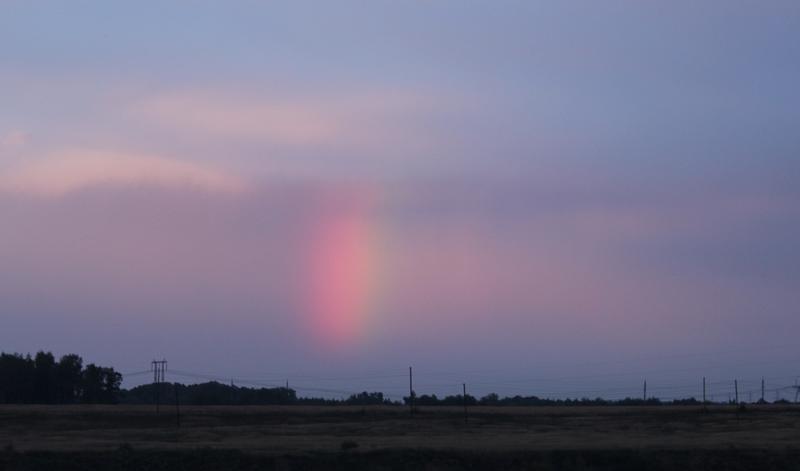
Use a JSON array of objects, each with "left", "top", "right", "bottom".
[{"left": 1, "top": 404, "right": 799, "bottom": 454}]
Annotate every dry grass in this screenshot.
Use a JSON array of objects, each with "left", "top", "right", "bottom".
[{"left": 2, "top": 404, "right": 799, "bottom": 454}]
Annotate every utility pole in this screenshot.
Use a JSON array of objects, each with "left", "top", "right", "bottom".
[
  {"left": 762, "top": 378, "right": 765, "bottom": 402},
  {"left": 463, "top": 383, "right": 468, "bottom": 425},
  {"left": 643, "top": 380, "right": 647, "bottom": 403},
  {"left": 735, "top": 380, "right": 739, "bottom": 420},
  {"left": 175, "top": 383, "right": 180, "bottom": 428},
  {"left": 703, "top": 377, "right": 706, "bottom": 412},
  {"left": 409, "top": 367, "right": 413, "bottom": 418},
  {"left": 151, "top": 359, "right": 167, "bottom": 415}
]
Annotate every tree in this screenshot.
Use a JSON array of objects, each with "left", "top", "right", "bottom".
[
  {"left": 402, "top": 390, "right": 417, "bottom": 406},
  {"left": 416, "top": 394, "right": 439, "bottom": 406},
  {"left": 0, "top": 353, "right": 34, "bottom": 404},
  {"left": 479, "top": 393, "right": 500, "bottom": 406},
  {"left": 0, "top": 352, "right": 123, "bottom": 405},
  {"left": 55, "top": 354, "right": 83, "bottom": 404},
  {"left": 81, "top": 364, "right": 122, "bottom": 404},
  {"left": 34, "top": 351, "right": 56, "bottom": 404},
  {"left": 345, "top": 391, "right": 387, "bottom": 406},
  {"left": 102, "top": 368, "right": 122, "bottom": 404}
]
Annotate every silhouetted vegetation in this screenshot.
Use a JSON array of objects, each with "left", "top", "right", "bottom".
[
  {"left": 121, "top": 381, "right": 297, "bottom": 406},
  {"left": 404, "top": 392, "right": 478, "bottom": 406},
  {"left": 0, "top": 351, "right": 121, "bottom": 404},
  {"left": 342, "top": 391, "right": 395, "bottom": 406},
  {"left": 121, "top": 382, "right": 404, "bottom": 406},
  {"left": 120, "top": 381, "right": 775, "bottom": 407},
  {"left": 1, "top": 351, "right": 792, "bottom": 408}
]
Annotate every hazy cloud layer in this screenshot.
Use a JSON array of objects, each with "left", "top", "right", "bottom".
[
  {"left": 1, "top": 178, "right": 797, "bottom": 393},
  {"left": 0, "top": 149, "right": 247, "bottom": 196}
]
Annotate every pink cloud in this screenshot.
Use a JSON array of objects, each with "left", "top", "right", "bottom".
[
  {"left": 2, "top": 131, "right": 27, "bottom": 148},
  {"left": 0, "top": 149, "right": 247, "bottom": 196},
  {"left": 137, "top": 91, "right": 337, "bottom": 144},
  {"left": 132, "top": 88, "right": 463, "bottom": 158}
]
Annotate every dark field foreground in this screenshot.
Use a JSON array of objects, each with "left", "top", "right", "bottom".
[{"left": 2, "top": 405, "right": 799, "bottom": 470}]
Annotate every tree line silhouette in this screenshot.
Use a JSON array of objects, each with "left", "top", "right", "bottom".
[
  {"left": 0, "top": 351, "right": 121, "bottom": 404},
  {"left": 121, "top": 382, "right": 400, "bottom": 406},
  {"left": 123, "top": 382, "right": 769, "bottom": 407},
  {"left": 404, "top": 392, "right": 670, "bottom": 407},
  {"left": 4, "top": 351, "right": 792, "bottom": 407}
]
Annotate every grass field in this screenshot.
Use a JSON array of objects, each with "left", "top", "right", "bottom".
[
  {"left": 2, "top": 404, "right": 799, "bottom": 470},
  {"left": 2, "top": 404, "right": 799, "bottom": 453}
]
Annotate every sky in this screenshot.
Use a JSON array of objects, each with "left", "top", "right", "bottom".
[{"left": 1, "top": 2, "right": 799, "bottom": 402}]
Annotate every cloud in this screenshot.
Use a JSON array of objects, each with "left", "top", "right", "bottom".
[
  {"left": 2, "top": 131, "right": 27, "bottom": 148},
  {"left": 571, "top": 193, "right": 799, "bottom": 244},
  {"left": 138, "top": 92, "right": 337, "bottom": 144},
  {"left": 134, "top": 88, "right": 457, "bottom": 149},
  {"left": 0, "top": 149, "right": 247, "bottom": 196}
]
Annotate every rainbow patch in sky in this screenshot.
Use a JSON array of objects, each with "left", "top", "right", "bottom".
[{"left": 302, "top": 187, "right": 388, "bottom": 351}]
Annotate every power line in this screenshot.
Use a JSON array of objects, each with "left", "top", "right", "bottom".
[
  {"left": 120, "top": 341, "right": 799, "bottom": 402},
  {"left": 411, "top": 343, "right": 800, "bottom": 378}
]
